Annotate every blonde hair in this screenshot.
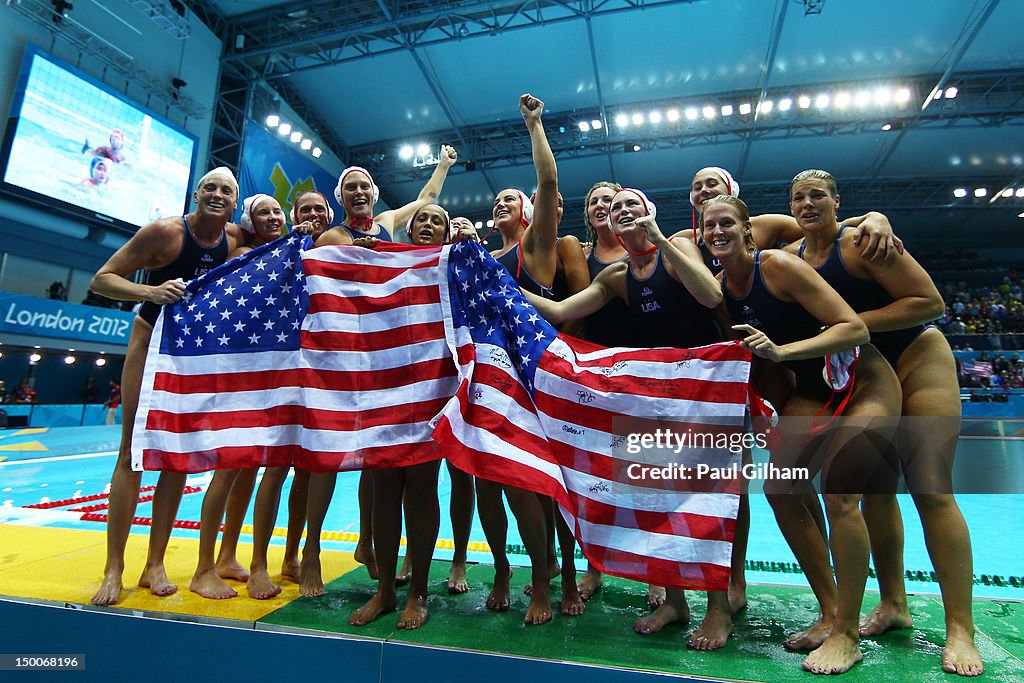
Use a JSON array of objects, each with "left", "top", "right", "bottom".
[
  {"left": 583, "top": 181, "right": 622, "bottom": 246},
  {"left": 699, "top": 196, "right": 756, "bottom": 253},
  {"left": 791, "top": 169, "right": 838, "bottom": 198}
]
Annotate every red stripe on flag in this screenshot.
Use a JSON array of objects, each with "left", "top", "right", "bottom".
[
  {"left": 304, "top": 255, "right": 440, "bottom": 284},
  {"left": 153, "top": 358, "right": 456, "bottom": 394},
  {"left": 308, "top": 285, "right": 440, "bottom": 314},
  {"left": 146, "top": 396, "right": 451, "bottom": 433},
  {"left": 302, "top": 321, "right": 446, "bottom": 352},
  {"left": 566, "top": 490, "right": 736, "bottom": 541},
  {"left": 582, "top": 543, "right": 731, "bottom": 592},
  {"left": 539, "top": 352, "right": 750, "bottom": 404}
]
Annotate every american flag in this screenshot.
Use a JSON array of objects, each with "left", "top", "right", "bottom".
[
  {"left": 134, "top": 236, "right": 753, "bottom": 590},
  {"left": 962, "top": 359, "right": 993, "bottom": 378},
  {"left": 432, "top": 241, "right": 753, "bottom": 591},
  {"left": 133, "top": 233, "right": 455, "bottom": 472}
]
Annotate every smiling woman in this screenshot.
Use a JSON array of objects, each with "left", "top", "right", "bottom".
[{"left": 84, "top": 166, "right": 246, "bottom": 607}]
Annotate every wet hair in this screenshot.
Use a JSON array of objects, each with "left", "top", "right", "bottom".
[
  {"left": 791, "top": 169, "right": 838, "bottom": 199},
  {"left": 583, "top": 181, "right": 622, "bottom": 246},
  {"left": 699, "top": 195, "right": 756, "bottom": 253}
]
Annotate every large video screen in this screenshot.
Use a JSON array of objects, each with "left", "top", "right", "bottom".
[{"left": 0, "top": 45, "right": 197, "bottom": 229}]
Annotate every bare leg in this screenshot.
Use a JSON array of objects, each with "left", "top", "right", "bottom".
[
  {"left": 555, "top": 508, "right": 584, "bottom": 616},
  {"left": 690, "top": 591, "right": 733, "bottom": 650},
  {"left": 91, "top": 319, "right": 150, "bottom": 606},
  {"left": 140, "top": 470, "right": 186, "bottom": 597},
  {"left": 350, "top": 467, "right": 402, "bottom": 626},
  {"left": 767, "top": 492, "right": 837, "bottom": 651},
  {"left": 729, "top": 453, "right": 751, "bottom": 615},
  {"left": 353, "top": 470, "right": 378, "bottom": 580},
  {"left": 282, "top": 468, "right": 310, "bottom": 580},
  {"left": 860, "top": 493, "right": 912, "bottom": 635},
  {"left": 397, "top": 460, "right": 441, "bottom": 629},
  {"left": 248, "top": 467, "right": 288, "bottom": 599},
  {"left": 190, "top": 469, "right": 239, "bottom": 599},
  {"left": 447, "top": 462, "right": 474, "bottom": 594},
  {"left": 801, "top": 492, "right": 867, "bottom": 675},
  {"left": 897, "top": 333, "right": 982, "bottom": 676},
  {"left": 505, "top": 485, "right": 552, "bottom": 624},
  {"left": 476, "top": 477, "right": 511, "bottom": 611},
  {"left": 635, "top": 588, "right": 690, "bottom": 634},
  {"left": 216, "top": 468, "right": 257, "bottom": 581},
  {"left": 300, "top": 471, "right": 337, "bottom": 597}
]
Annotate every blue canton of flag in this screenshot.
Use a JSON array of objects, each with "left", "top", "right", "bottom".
[
  {"left": 445, "top": 240, "right": 558, "bottom": 392},
  {"left": 158, "top": 232, "right": 312, "bottom": 356}
]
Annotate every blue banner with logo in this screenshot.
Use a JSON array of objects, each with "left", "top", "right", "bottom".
[
  {"left": 0, "top": 291, "right": 134, "bottom": 344},
  {"left": 238, "top": 121, "right": 339, "bottom": 225}
]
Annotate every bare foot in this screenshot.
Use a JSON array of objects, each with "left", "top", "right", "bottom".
[
  {"left": 246, "top": 568, "right": 282, "bottom": 600},
  {"left": 728, "top": 581, "right": 747, "bottom": 615},
  {"left": 397, "top": 594, "right": 430, "bottom": 629},
  {"left": 689, "top": 608, "right": 733, "bottom": 650},
  {"left": 280, "top": 555, "right": 301, "bottom": 582},
  {"left": 634, "top": 596, "right": 690, "bottom": 634},
  {"left": 396, "top": 555, "right": 412, "bottom": 587},
  {"left": 859, "top": 600, "right": 912, "bottom": 636},
  {"left": 560, "top": 575, "right": 585, "bottom": 616},
  {"left": 139, "top": 565, "right": 178, "bottom": 597},
  {"left": 577, "top": 569, "right": 603, "bottom": 601},
  {"left": 354, "top": 539, "right": 378, "bottom": 580},
  {"left": 941, "top": 625, "right": 984, "bottom": 677},
  {"left": 647, "top": 585, "right": 666, "bottom": 608},
  {"left": 91, "top": 570, "right": 123, "bottom": 606},
  {"left": 486, "top": 568, "right": 512, "bottom": 611},
  {"left": 524, "top": 581, "right": 553, "bottom": 625},
  {"left": 215, "top": 558, "right": 250, "bottom": 582},
  {"left": 190, "top": 569, "right": 238, "bottom": 599},
  {"left": 447, "top": 562, "right": 469, "bottom": 594},
  {"left": 349, "top": 592, "right": 397, "bottom": 626},
  {"left": 299, "top": 554, "right": 325, "bottom": 597},
  {"left": 784, "top": 616, "right": 833, "bottom": 652},
  {"left": 802, "top": 632, "right": 863, "bottom": 675}
]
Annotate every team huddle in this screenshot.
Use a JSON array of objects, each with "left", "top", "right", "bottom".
[{"left": 85, "top": 94, "right": 981, "bottom": 677}]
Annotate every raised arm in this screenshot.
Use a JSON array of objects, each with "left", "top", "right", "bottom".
[
  {"left": 555, "top": 235, "right": 592, "bottom": 336},
  {"left": 375, "top": 145, "right": 458, "bottom": 231},
  {"left": 518, "top": 94, "right": 558, "bottom": 256},
  {"left": 636, "top": 216, "right": 722, "bottom": 308}
]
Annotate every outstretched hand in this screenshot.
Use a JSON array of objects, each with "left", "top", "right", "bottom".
[{"left": 519, "top": 93, "right": 544, "bottom": 122}]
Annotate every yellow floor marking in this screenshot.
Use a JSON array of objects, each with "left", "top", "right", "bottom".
[
  {"left": 0, "top": 525, "right": 358, "bottom": 621},
  {"left": 0, "top": 441, "right": 48, "bottom": 452},
  {"left": 0, "top": 428, "right": 50, "bottom": 439}
]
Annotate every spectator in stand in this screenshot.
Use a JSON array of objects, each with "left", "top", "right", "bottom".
[
  {"left": 104, "top": 379, "right": 121, "bottom": 425},
  {"left": 13, "top": 378, "right": 35, "bottom": 403},
  {"left": 48, "top": 281, "right": 67, "bottom": 301},
  {"left": 0, "top": 379, "right": 7, "bottom": 403}
]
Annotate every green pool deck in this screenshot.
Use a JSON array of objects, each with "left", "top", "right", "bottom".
[{"left": 260, "top": 561, "right": 1024, "bottom": 681}]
